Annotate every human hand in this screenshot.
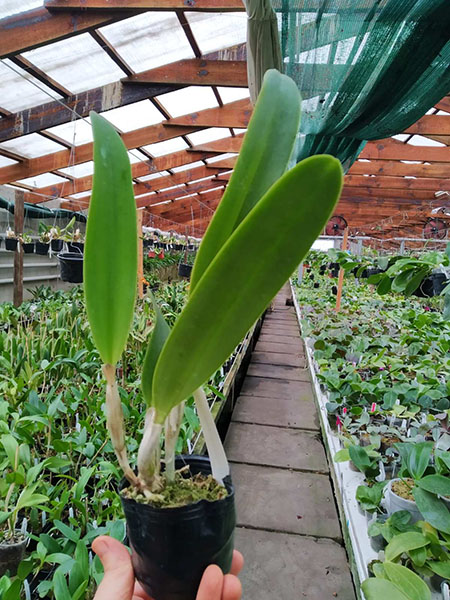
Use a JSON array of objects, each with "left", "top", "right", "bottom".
[{"left": 92, "top": 535, "right": 244, "bottom": 600}]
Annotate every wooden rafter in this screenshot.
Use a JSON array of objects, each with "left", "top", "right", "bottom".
[
  {"left": 44, "top": 0, "right": 245, "bottom": 11},
  {"left": 403, "top": 115, "right": 450, "bottom": 136},
  {"left": 360, "top": 139, "right": 450, "bottom": 162},
  {"left": 166, "top": 98, "right": 251, "bottom": 128},
  {"left": 0, "top": 58, "right": 248, "bottom": 143},
  {"left": 0, "top": 7, "right": 137, "bottom": 59},
  {"left": 344, "top": 175, "right": 450, "bottom": 191},
  {"left": 340, "top": 187, "right": 441, "bottom": 201},
  {"left": 125, "top": 59, "right": 248, "bottom": 88},
  {"left": 0, "top": 124, "right": 202, "bottom": 186},
  {"left": 349, "top": 160, "right": 449, "bottom": 179}
]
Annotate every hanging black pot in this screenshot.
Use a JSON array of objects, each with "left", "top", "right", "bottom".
[
  {"left": 0, "top": 535, "right": 27, "bottom": 577},
  {"left": 22, "top": 243, "right": 35, "bottom": 254},
  {"left": 178, "top": 264, "right": 192, "bottom": 278},
  {"left": 121, "top": 456, "right": 235, "bottom": 600},
  {"left": 68, "top": 242, "right": 84, "bottom": 254},
  {"left": 57, "top": 252, "right": 83, "bottom": 283},
  {"left": 35, "top": 242, "right": 50, "bottom": 255},
  {"left": 51, "top": 239, "right": 64, "bottom": 252},
  {"left": 5, "top": 238, "right": 17, "bottom": 251}
]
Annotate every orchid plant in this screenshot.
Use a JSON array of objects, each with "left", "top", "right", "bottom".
[{"left": 84, "top": 70, "right": 343, "bottom": 495}]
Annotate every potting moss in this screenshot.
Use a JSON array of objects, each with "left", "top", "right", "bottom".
[
  {"left": 122, "top": 471, "right": 228, "bottom": 508},
  {"left": 391, "top": 478, "right": 415, "bottom": 502}
]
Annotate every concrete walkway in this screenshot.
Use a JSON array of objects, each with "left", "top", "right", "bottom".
[{"left": 224, "top": 285, "right": 356, "bottom": 599}]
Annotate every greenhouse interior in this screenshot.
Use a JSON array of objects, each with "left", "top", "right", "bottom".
[{"left": 0, "top": 1, "right": 449, "bottom": 599}]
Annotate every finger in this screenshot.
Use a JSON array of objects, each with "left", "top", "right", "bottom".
[
  {"left": 133, "top": 580, "right": 153, "bottom": 600},
  {"left": 196, "top": 565, "right": 223, "bottom": 600},
  {"left": 230, "top": 551, "right": 244, "bottom": 576},
  {"left": 222, "top": 574, "right": 242, "bottom": 600},
  {"left": 92, "top": 536, "right": 135, "bottom": 600}
]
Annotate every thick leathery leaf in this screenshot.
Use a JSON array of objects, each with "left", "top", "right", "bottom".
[
  {"left": 84, "top": 112, "right": 137, "bottom": 365},
  {"left": 152, "top": 155, "right": 343, "bottom": 417},
  {"left": 383, "top": 563, "right": 431, "bottom": 600},
  {"left": 191, "top": 69, "right": 301, "bottom": 290},
  {"left": 361, "top": 578, "right": 409, "bottom": 600},
  {"left": 141, "top": 295, "right": 171, "bottom": 408},
  {"left": 413, "top": 487, "right": 450, "bottom": 534}
]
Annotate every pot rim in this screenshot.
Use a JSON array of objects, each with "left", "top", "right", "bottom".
[{"left": 388, "top": 478, "right": 417, "bottom": 506}]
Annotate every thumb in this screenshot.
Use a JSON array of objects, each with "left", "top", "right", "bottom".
[{"left": 93, "top": 536, "right": 135, "bottom": 600}]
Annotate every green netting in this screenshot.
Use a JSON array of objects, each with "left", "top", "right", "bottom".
[{"left": 247, "top": 0, "right": 450, "bottom": 170}]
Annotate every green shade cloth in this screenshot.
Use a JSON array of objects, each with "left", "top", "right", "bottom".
[
  {"left": 244, "top": 0, "right": 283, "bottom": 103},
  {"left": 0, "top": 197, "right": 86, "bottom": 222},
  {"left": 248, "top": 0, "right": 450, "bottom": 170}
]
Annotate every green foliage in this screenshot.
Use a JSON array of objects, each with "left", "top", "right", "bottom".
[{"left": 84, "top": 112, "right": 137, "bottom": 365}]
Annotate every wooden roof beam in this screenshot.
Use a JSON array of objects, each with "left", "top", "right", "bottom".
[
  {"left": 404, "top": 115, "right": 450, "bottom": 136},
  {"left": 0, "top": 123, "right": 202, "bottom": 186},
  {"left": 0, "top": 6, "right": 137, "bottom": 59},
  {"left": 360, "top": 139, "right": 450, "bottom": 162},
  {"left": 344, "top": 175, "right": 450, "bottom": 191},
  {"left": 125, "top": 59, "right": 248, "bottom": 88},
  {"left": 340, "top": 187, "right": 440, "bottom": 201},
  {"left": 349, "top": 160, "right": 449, "bottom": 179},
  {"left": 165, "top": 98, "right": 251, "bottom": 128},
  {"left": 44, "top": 0, "right": 245, "bottom": 11}
]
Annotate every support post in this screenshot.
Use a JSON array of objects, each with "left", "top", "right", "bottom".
[
  {"left": 137, "top": 209, "right": 144, "bottom": 299},
  {"left": 13, "top": 190, "right": 24, "bottom": 307},
  {"left": 335, "top": 227, "right": 349, "bottom": 313}
]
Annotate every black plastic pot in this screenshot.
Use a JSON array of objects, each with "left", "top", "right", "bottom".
[
  {"left": 121, "top": 455, "right": 236, "bottom": 600},
  {"left": 35, "top": 242, "right": 49, "bottom": 255},
  {"left": 57, "top": 252, "right": 83, "bottom": 283},
  {"left": 68, "top": 242, "right": 84, "bottom": 254},
  {"left": 178, "top": 264, "right": 192, "bottom": 278},
  {"left": 414, "top": 272, "right": 447, "bottom": 298},
  {"left": 51, "top": 239, "right": 64, "bottom": 252},
  {"left": 22, "top": 243, "right": 35, "bottom": 254},
  {"left": 329, "top": 262, "right": 340, "bottom": 278},
  {"left": 0, "top": 535, "right": 27, "bottom": 576},
  {"left": 5, "top": 238, "right": 17, "bottom": 251}
]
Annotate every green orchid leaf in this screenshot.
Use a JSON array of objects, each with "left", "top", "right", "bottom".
[
  {"left": 404, "top": 270, "right": 430, "bottom": 297},
  {"left": 141, "top": 295, "right": 171, "bottom": 408},
  {"left": 191, "top": 69, "right": 301, "bottom": 290},
  {"left": 413, "top": 487, "right": 450, "bottom": 534},
  {"left": 361, "top": 578, "right": 409, "bottom": 600},
  {"left": 428, "top": 561, "right": 450, "bottom": 579},
  {"left": 416, "top": 474, "right": 450, "bottom": 497},
  {"left": 385, "top": 532, "right": 429, "bottom": 562},
  {"left": 395, "top": 442, "right": 432, "bottom": 480},
  {"left": 383, "top": 563, "right": 431, "bottom": 600},
  {"left": 84, "top": 112, "right": 137, "bottom": 365},
  {"left": 152, "top": 154, "right": 343, "bottom": 418}
]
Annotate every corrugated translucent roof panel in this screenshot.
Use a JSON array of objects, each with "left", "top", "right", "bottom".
[
  {"left": 101, "top": 100, "right": 164, "bottom": 132},
  {"left": 17, "top": 172, "right": 69, "bottom": 188},
  {"left": 138, "top": 171, "right": 170, "bottom": 182},
  {"left": 206, "top": 153, "right": 238, "bottom": 164},
  {"left": 157, "top": 86, "right": 218, "bottom": 118},
  {"left": 142, "top": 137, "right": 188, "bottom": 157},
  {"left": 0, "top": 156, "right": 17, "bottom": 168},
  {"left": 45, "top": 118, "right": 93, "bottom": 146},
  {"left": 172, "top": 161, "right": 204, "bottom": 173},
  {"left": 99, "top": 12, "right": 194, "bottom": 73},
  {"left": 187, "top": 128, "right": 231, "bottom": 145},
  {"left": 217, "top": 87, "right": 250, "bottom": 103},
  {"left": 0, "top": 133, "right": 64, "bottom": 158},
  {"left": 128, "top": 150, "right": 150, "bottom": 163},
  {"left": 23, "top": 34, "right": 125, "bottom": 94},
  {"left": 0, "top": 1, "right": 42, "bottom": 19},
  {"left": 0, "top": 59, "right": 62, "bottom": 112},
  {"left": 59, "top": 161, "right": 95, "bottom": 178},
  {"left": 185, "top": 12, "right": 247, "bottom": 55}
]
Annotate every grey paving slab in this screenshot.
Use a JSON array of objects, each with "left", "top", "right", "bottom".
[
  {"left": 251, "top": 351, "right": 306, "bottom": 368},
  {"left": 232, "top": 394, "right": 319, "bottom": 431},
  {"left": 241, "top": 376, "right": 312, "bottom": 400},
  {"left": 255, "top": 340, "right": 306, "bottom": 355},
  {"left": 235, "top": 528, "right": 355, "bottom": 600},
  {"left": 247, "top": 362, "right": 310, "bottom": 382},
  {"left": 258, "top": 334, "right": 302, "bottom": 345},
  {"left": 225, "top": 423, "right": 327, "bottom": 472},
  {"left": 230, "top": 463, "right": 341, "bottom": 539}
]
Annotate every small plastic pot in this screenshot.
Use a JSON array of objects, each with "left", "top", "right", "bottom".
[
  {"left": 35, "top": 242, "right": 49, "bottom": 255},
  {"left": 121, "top": 455, "right": 236, "bottom": 600},
  {"left": 51, "top": 239, "right": 64, "bottom": 252},
  {"left": 178, "top": 264, "right": 192, "bottom": 279},
  {"left": 57, "top": 252, "right": 83, "bottom": 283},
  {"left": 68, "top": 242, "right": 84, "bottom": 254},
  {"left": 22, "top": 243, "right": 35, "bottom": 254},
  {"left": 5, "top": 238, "right": 17, "bottom": 251},
  {"left": 386, "top": 479, "right": 422, "bottom": 523},
  {"left": 0, "top": 535, "right": 27, "bottom": 576}
]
